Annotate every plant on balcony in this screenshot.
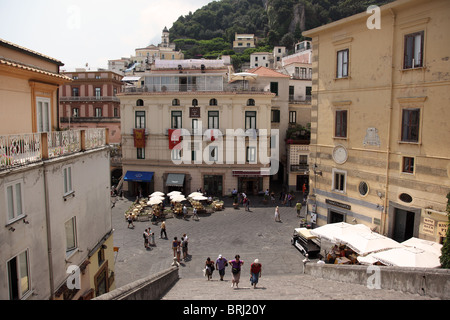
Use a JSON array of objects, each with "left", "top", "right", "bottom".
[{"left": 286, "top": 124, "right": 310, "bottom": 142}]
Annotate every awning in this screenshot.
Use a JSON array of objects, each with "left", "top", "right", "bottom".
[
  {"left": 232, "top": 169, "right": 270, "bottom": 177},
  {"left": 123, "top": 171, "right": 154, "bottom": 182},
  {"left": 166, "top": 173, "right": 185, "bottom": 187}
]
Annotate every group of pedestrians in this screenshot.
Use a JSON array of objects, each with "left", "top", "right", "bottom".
[
  {"left": 204, "top": 254, "right": 262, "bottom": 289},
  {"left": 172, "top": 234, "right": 189, "bottom": 263}
]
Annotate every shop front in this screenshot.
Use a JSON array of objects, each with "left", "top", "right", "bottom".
[
  {"left": 203, "top": 174, "right": 223, "bottom": 196},
  {"left": 123, "top": 170, "right": 154, "bottom": 197},
  {"left": 165, "top": 173, "right": 187, "bottom": 194},
  {"left": 233, "top": 170, "right": 265, "bottom": 195}
]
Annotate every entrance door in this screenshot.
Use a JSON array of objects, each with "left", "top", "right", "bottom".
[
  {"left": 329, "top": 210, "right": 344, "bottom": 223},
  {"left": 393, "top": 208, "right": 415, "bottom": 242},
  {"left": 179, "top": 77, "right": 187, "bottom": 91}
]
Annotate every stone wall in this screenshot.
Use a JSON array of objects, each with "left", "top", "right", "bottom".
[
  {"left": 94, "top": 266, "right": 179, "bottom": 300},
  {"left": 304, "top": 263, "right": 450, "bottom": 299}
]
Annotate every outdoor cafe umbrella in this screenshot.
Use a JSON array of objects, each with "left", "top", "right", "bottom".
[
  {"left": 371, "top": 246, "right": 441, "bottom": 268},
  {"left": 167, "top": 191, "right": 182, "bottom": 197},
  {"left": 188, "top": 192, "right": 203, "bottom": 198},
  {"left": 335, "top": 232, "right": 403, "bottom": 255},
  {"left": 150, "top": 191, "right": 165, "bottom": 197},
  {"left": 147, "top": 197, "right": 163, "bottom": 205},
  {"left": 401, "top": 237, "right": 443, "bottom": 257},
  {"left": 192, "top": 195, "right": 208, "bottom": 201},
  {"left": 171, "top": 194, "right": 187, "bottom": 202},
  {"left": 310, "top": 222, "right": 372, "bottom": 243},
  {"left": 230, "top": 72, "right": 258, "bottom": 90}
]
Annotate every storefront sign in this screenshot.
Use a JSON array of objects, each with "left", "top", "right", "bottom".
[
  {"left": 189, "top": 107, "right": 200, "bottom": 118},
  {"left": 422, "top": 217, "right": 435, "bottom": 235},
  {"left": 437, "top": 221, "right": 449, "bottom": 237},
  {"left": 325, "top": 199, "right": 351, "bottom": 210}
]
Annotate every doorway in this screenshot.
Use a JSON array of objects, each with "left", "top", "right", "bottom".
[
  {"left": 329, "top": 210, "right": 345, "bottom": 223},
  {"left": 393, "top": 208, "right": 415, "bottom": 242}
]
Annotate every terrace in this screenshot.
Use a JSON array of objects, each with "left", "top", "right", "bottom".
[{"left": 0, "top": 128, "right": 108, "bottom": 171}]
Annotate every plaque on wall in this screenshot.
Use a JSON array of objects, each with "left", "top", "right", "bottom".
[{"left": 190, "top": 107, "right": 200, "bottom": 118}]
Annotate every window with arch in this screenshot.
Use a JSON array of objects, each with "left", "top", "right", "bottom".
[
  {"left": 209, "top": 98, "right": 217, "bottom": 106},
  {"left": 172, "top": 99, "right": 180, "bottom": 106},
  {"left": 192, "top": 99, "right": 198, "bottom": 106},
  {"left": 247, "top": 99, "right": 255, "bottom": 106},
  {"left": 136, "top": 99, "right": 144, "bottom": 106}
]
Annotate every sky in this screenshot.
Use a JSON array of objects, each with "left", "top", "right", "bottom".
[{"left": 0, "top": 0, "right": 214, "bottom": 71}]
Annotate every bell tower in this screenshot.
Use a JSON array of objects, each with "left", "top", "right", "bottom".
[{"left": 161, "top": 26, "right": 170, "bottom": 48}]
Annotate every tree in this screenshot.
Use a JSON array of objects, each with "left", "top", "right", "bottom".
[{"left": 440, "top": 192, "right": 450, "bottom": 268}]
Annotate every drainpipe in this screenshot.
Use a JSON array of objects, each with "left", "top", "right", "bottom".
[
  {"left": 42, "top": 133, "right": 55, "bottom": 299},
  {"left": 382, "top": 9, "right": 396, "bottom": 235}
]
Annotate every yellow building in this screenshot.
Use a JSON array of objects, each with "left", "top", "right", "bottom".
[{"left": 303, "top": 0, "right": 450, "bottom": 243}]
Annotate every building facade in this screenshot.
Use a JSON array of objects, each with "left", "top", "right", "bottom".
[
  {"left": 59, "top": 69, "right": 123, "bottom": 144},
  {"left": 303, "top": 0, "right": 450, "bottom": 243},
  {"left": 0, "top": 39, "right": 114, "bottom": 300}
]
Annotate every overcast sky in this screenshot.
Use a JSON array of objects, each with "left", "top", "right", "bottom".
[{"left": 0, "top": 0, "right": 214, "bottom": 71}]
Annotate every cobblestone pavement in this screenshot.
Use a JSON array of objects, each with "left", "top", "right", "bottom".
[{"left": 111, "top": 195, "right": 436, "bottom": 300}]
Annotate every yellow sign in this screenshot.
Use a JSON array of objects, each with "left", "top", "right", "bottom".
[
  {"left": 437, "top": 221, "right": 449, "bottom": 237},
  {"left": 422, "top": 217, "right": 435, "bottom": 235}
]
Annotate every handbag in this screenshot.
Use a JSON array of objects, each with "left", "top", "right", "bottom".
[{"left": 232, "top": 267, "right": 239, "bottom": 274}]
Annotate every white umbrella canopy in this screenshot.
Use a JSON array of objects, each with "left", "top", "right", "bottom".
[
  {"left": 171, "top": 195, "right": 187, "bottom": 202},
  {"left": 230, "top": 72, "right": 258, "bottom": 81},
  {"left": 372, "top": 247, "right": 441, "bottom": 268},
  {"left": 310, "top": 222, "right": 372, "bottom": 243},
  {"left": 401, "top": 237, "right": 443, "bottom": 257},
  {"left": 335, "top": 232, "right": 404, "bottom": 255},
  {"left": 167, "top": 191, "right": 182, "bottom": 197},
  {"left": 188, "top": 192, "right": 203, "bottom": 198},
  {"left": 357, "top": 253, "right": 379, "bottom": 265},
  {"left": 150, "top": 195, "right": 165, "bottom": 201},
  {"left": 192, "top": 195, "right": 208, "bottom": 201},
  {"left": 150, "top": 191, "right": 165, "bottom": 197},
  {"left": 147, "top": 197, "right": 163, "bottom": 205}
]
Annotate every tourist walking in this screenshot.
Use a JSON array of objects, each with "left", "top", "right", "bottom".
[
  {"left": 182, "top": 234, "right": 188, "bottom": 261},
  {"left": 250, "top": 259, "right": 262, "bottom": 288},
  {"left": 192, "top": 206, "right": 199, "bottom": 221},
  {"left": 215, "top": 254, "right": 228, "bottom": 281},
  {"left": 296, "top": 200, "right": 302, "bottom": 217},
  {"left": 275, "top": 206, "right": 281, "bottom": 222},
  {"left": 230, "top": 255, "right": 244, "bottom": 288},
  {"left": 143, "top": 228, "right": 149, "bottom": 249},
  {"left": 160, "top": 220, "right": 167, "bottom": 239},
  {"left": 205, "top": 257, "right": 215, "bottom": 280},
  {"left": 244, "top": 197, "right": 251, "bottom": 211},
  {"left": 127, "top": 214, "right": 135, "bottom": 229},
  {"left": 172, "top": 237, "right": 181, "bottom": 262}
]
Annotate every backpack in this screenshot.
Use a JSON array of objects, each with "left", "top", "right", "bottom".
[{"left": 143, "top": 232, "right": 147, "bottom": 239}]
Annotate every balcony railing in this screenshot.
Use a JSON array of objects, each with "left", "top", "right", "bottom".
[
  {"left": 0, "top": 128, "right": 108, "bottom": 171},
  {"left": 60, "top": 96, "right": 120, "bottom": 102},
  {"left": 290, "top": 164, "right": 309, "bottom": 172}
]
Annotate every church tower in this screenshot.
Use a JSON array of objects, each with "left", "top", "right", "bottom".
[{"left": 161, "top": 26, "right": 170, "bottom": 48}]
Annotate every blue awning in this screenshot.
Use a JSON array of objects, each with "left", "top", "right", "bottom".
[{"left": 123, "top": 171, "right": 154, "bottom": 182}]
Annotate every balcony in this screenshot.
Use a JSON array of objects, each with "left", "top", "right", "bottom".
[
  {"left": 0, "top": 128, "right": 108, "bottom": 171},
  {"left": 60, "top": 96, "right": 120, "bottom": 103},
  {"left": 290, "top": 164, "right": 309, "bottom": 173}
]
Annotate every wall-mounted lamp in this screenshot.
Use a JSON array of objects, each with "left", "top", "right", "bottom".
[
  {"left": 23, "top": 219, "right": 29, "bottom": 224},
  {"left": 9, "top": 227, "right": 15, "bottom": 232}
]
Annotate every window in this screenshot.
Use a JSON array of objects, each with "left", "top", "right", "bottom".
[
  {"left": 401, "top": 109, "right": 420, "bottom": 142},
  {"left": 208, "top": 111, "right": 219, "bottom": 129},
  {"left": 73, "top": 108, "right": 79, "bottom": 118},
  {"left": 6, "top": 180, "right": 24, "bottom": 222},
  {"left": 336, "top": 49, "right": 349, "bottom": 78},
  {"left": 192, "top": 119, "right": 199, "bottom": 135},
  {"left": 137, "top": 148, "right": 145, "bottom": 159},
  {"left": 271, "top": 109, "right": 280, "bottom": 123},
  {"left": 209, "top": 146, "right": 218, "bottom": 161},
  {"left": 7, "top": 250, "right": 30, "bottom": 300},
  {"left": 247, "top": 99, "right": 255, "bottom": 106},
  {"left": 95, "top": 108, "right": 102, "bottom": 117},
  {"left": 192, "top": 99, "right": 198, "bottom": 106},
  {"left": 135, "top": 111, "right": 145, "bottom": 129},
  {"left": 191, "top": 142, "right": 200, "bottom": 161},
  {"left": 136, "top": 99, "right": 144, "bottom": 106},
  {"left": 335, "top": 110, "right": 348, "bottom": 138},
  {"left": 63, "top": 166, "right": 73, "bottom": 195},
  {"left": 65, "top": 217, "right": 77, "bottom": 253},
  {"left": 172, "top": 99, "right": 180, "bottom": 106},
  {"left": 358, "top": 181, "right": 369, "bottom": 197},
  {"left": 246, "top": 146, "right": 256, "bottom": 163},
  {"left": 332, "top": 169, "right": 346, "bottom": 193},
  {"left": 114, "top": 108, "right": 118, "bottom": 117},
  {"left": 245, "top": 111, "right": 256, "bottom": 130},
  {"left": 402, "top": 157, "right": 414, "bottom": 173},
  {"left": 404, "top": 31, "right": 424, "bottom": 69},
  {"left": 171, "top": 111, "right": 182, "bottom": 129},
  {"left": 95, "top": 88, "right": 101, "bottom": 99},
  {"left": 209, "top": 98, "right": 217, "bottom": 106},
  {"left": 171, "top": 149, "right": 181, "bottom": 161},
  {"left": 36, "top": 97, "right": 51, "bottom": 132},
  {"left": 306, "top": 86, "right": 312, "bottom": 100},
  {"left": 270, "top": 82, "right": 278, "bottom": 96},
  {"left": 72, "top": 87, "right": 79, "bottom": 96},
  {"left": 289, "top": 111, "right": 297, "bottom": 124}
]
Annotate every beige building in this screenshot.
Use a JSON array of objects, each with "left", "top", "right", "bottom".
[
  {"left": 303, "top": 0, "right": 450, "bottom": 243},
  {"left": 233, "top": 33, "right": 256, "bottom": 52},
  {"left": 0, "top": 39, "right": 114, "bottom": 300}
]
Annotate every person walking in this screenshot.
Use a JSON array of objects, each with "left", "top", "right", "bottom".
[
  {"left": 296, "top": 200, "right": 302, "bottom": 217},
  {"left": 230, "top": 255, "right": 244, "bottom": 288},
  {"left": 160, "top": 220, "right": 167, "bottom": 239},
  {"left": 215, "top": 254, "right": 228, "bottom": 281},
  {"left": 245, "top": 197, "right": 251, "bottom": 212},
  {"left": 181, "top": 234, "right": 188, "bottom": 261},
  {"left": 250, "top": 259, "right": 262, "bottom": 288},
  {"left": 182, "top": 205, "right": 188, "bottom": 219},
  {"left": 172, "top": 237, "right": 180, "bottom": 261},
  {"left": 287, "top": 193, "right": 293, "bottom": 207},
  {"left": 275, "top": 206, "right": 281, "bottom": 222},
  {"left": 192, "top": 206, "right": 199, "bottom": 221},
  {"left": 127, "top": 214, "right": 135, "bottom": 229},
  {"left": 143, "top": 228, "right": 149, "bottom": 249},
  {"left": 205, "top": 257, "right": 215, "bottom": 280}
]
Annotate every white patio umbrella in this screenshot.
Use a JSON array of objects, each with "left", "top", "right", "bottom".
[
  {"left": 171, "top": 195, "right": 187, "bottom": 202},
  {"left": 356, "top": 253, "right": 379, "bottom": 265},
  {"left": 310, "top": 222, "right": 372, "bottom": 243},
  {"left": 401, "top": 237, "right": 443, "bottom": 257},
  {"left": 188, "top": 192, "right": 203, "bottom": 198},
  {"left": 149, "top": 195, "right": 164, "bottom": 201},
  {"left": 167, "top": 191, "right": 182, "bottom": 197},
  {"left": 230, "top": 72, "right": 258, "bottom": 90},
  {"left": 372, "top": 247, "right": 441, "bottom": 268},
  {"left": 335, "top": 232, "right": 404, "bottom": 255},
  {"left": 147, "top": 197, "right": 163, "bottom": 205},
  {"left": 192, "top": 195, "right": 208, "bottom": 201},
  {"left": 150, "top": 191, "right": 165, "bottom": 197}
]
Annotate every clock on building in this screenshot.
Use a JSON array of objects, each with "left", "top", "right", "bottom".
[{"left": 332, "top": 145, "right": 348, "bottom": 164}]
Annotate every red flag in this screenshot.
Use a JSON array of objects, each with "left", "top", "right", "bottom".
[
  {"left": 210, "top": 129, "right": 215, "bottom": 142},
  {"left": 168, "top": 129, "right": 182, "bottom": 150},
  {"left": 133, "top": 129, "right": 146, "bottom": 148}
]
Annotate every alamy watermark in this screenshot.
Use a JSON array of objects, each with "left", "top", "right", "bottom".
[
  {"left": 366, "top": 5, "right": 381, "bottom": 30},
  {"left": 169, "top": 121, "right": 280, "bottom": 176},
  {"left": 66, "top": 265, "right": 81, "bottom": 290}
]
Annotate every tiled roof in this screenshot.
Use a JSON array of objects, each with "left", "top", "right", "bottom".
[
  {"left": 0, "top": 38, "right": 64, "bottom": 66},
  {"left": 0, "top": 57, "right": 72, "bottom": 82},
  {"left": 247, "top": 66, "right": 290, "bottom": 78}
]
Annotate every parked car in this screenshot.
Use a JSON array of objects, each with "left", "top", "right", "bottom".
[{"left": 291, "top": 227, "right": 320, "bottom": 258}]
